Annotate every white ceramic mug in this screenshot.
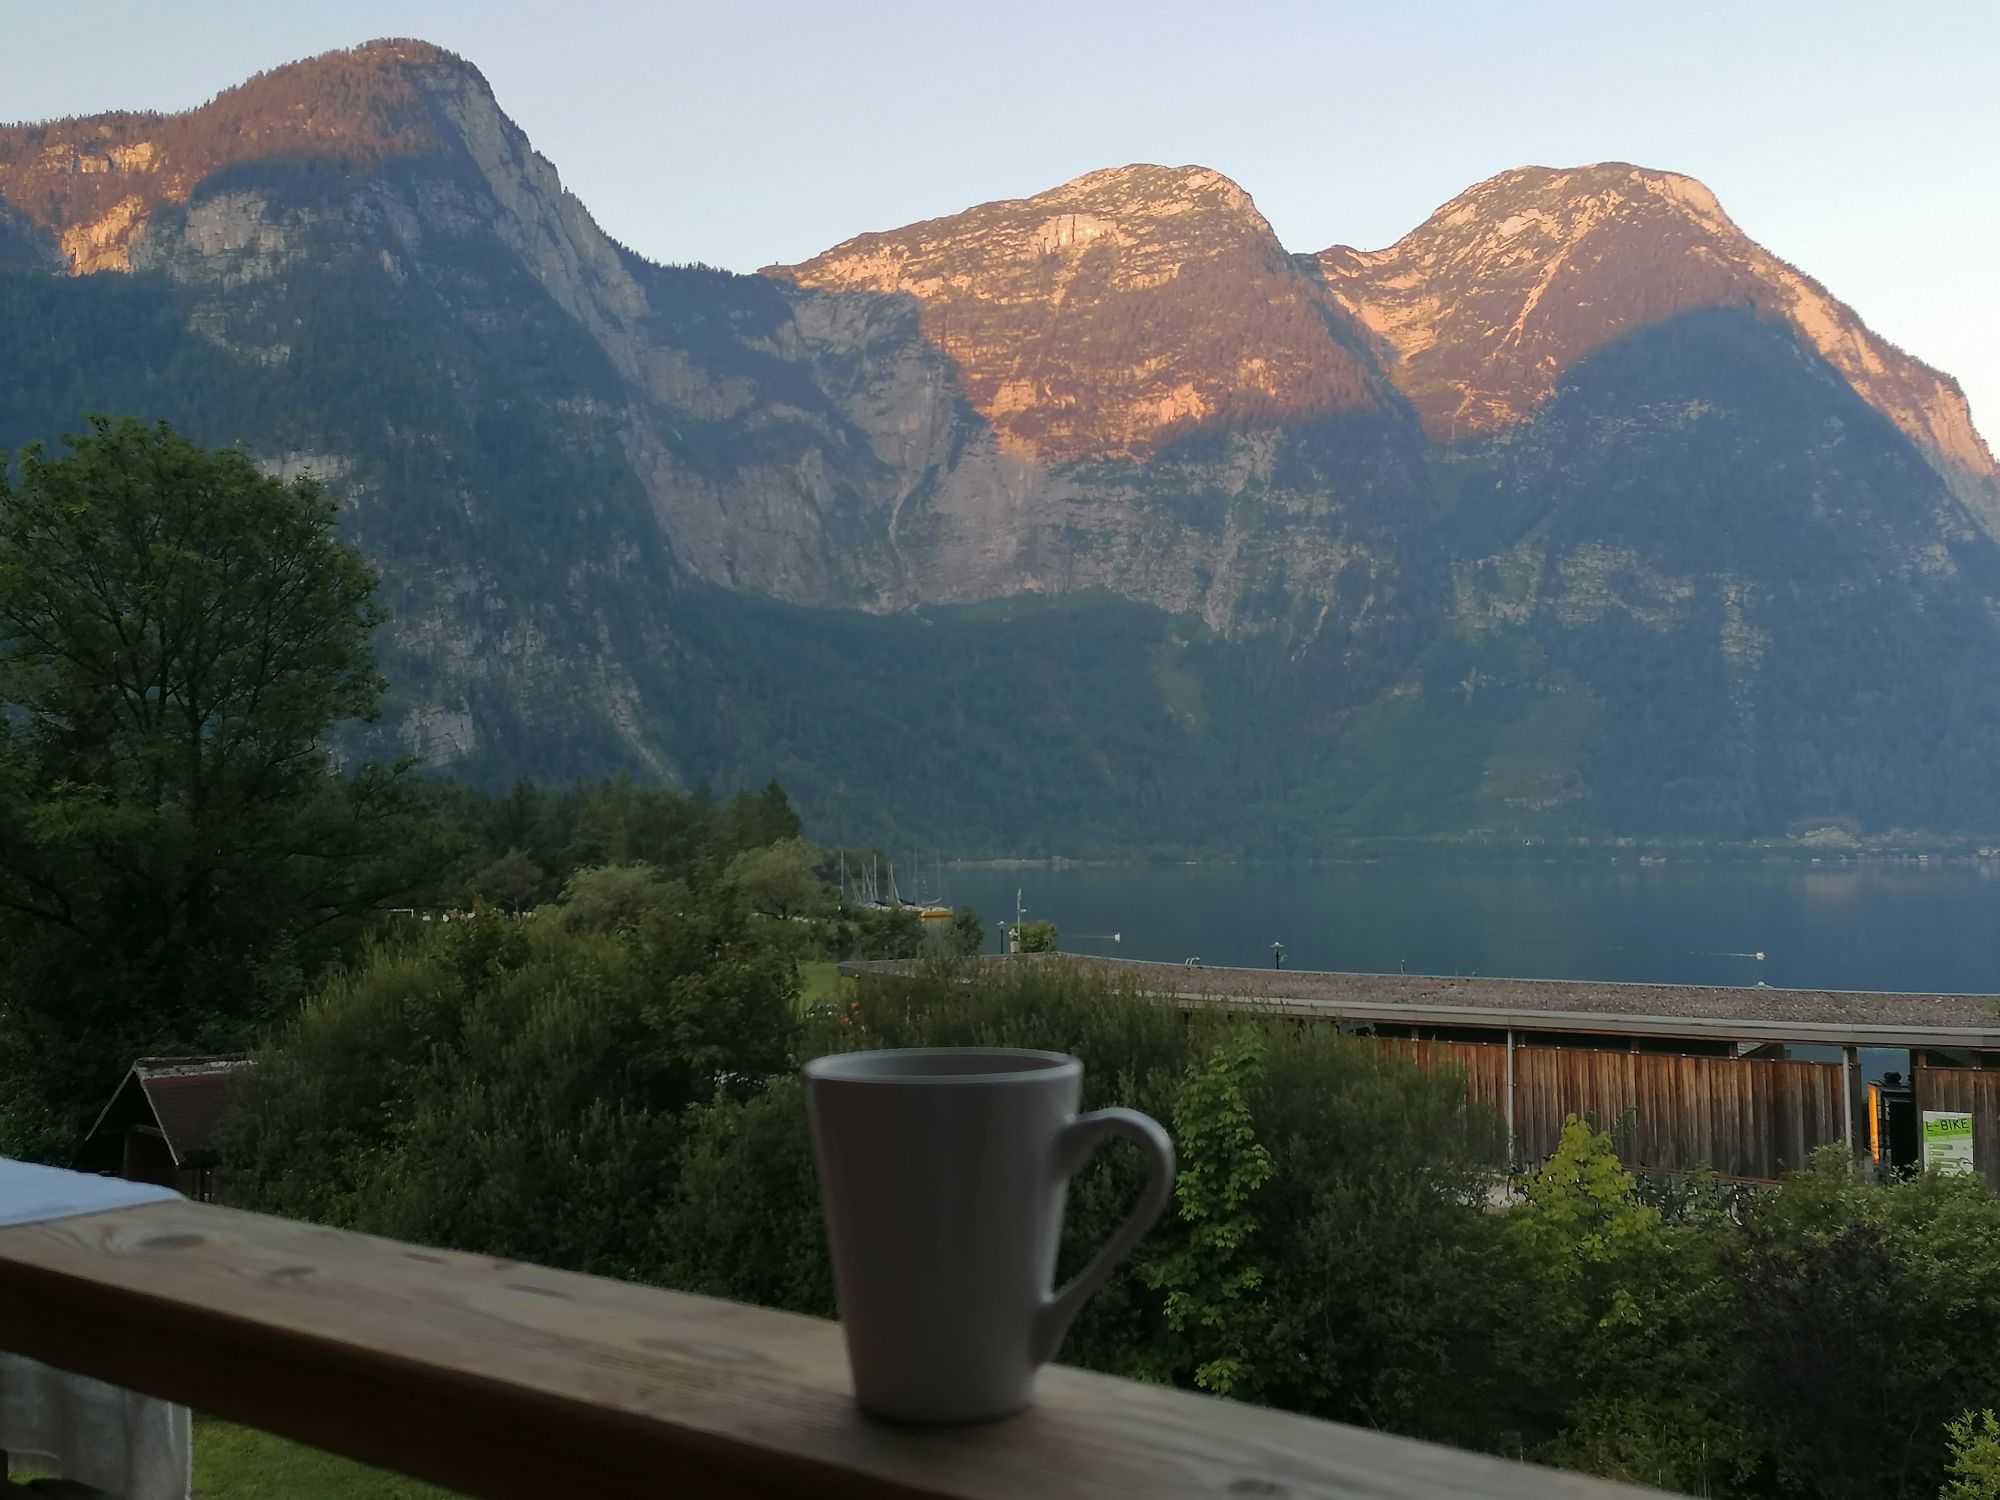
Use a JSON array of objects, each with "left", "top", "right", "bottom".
[{"left": 803, "top": 1047, "right": 1176, "bottom": 1423}]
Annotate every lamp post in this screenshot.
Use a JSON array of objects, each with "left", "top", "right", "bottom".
[{"left": 1271, "top": 941, "right": 1285, "bottom": 971}]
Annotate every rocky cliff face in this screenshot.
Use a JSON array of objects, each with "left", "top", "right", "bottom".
[
  {"left": 769, "top": 165, "right": 1385, "bottom": 462},
  {"left": 6, "top": 44, "right": 2000, "bottom": 846},
  {"left": 750, "top": 164, "right": 1434, "bottom": 644},
  {"left": 0, "top": 41, "right": 448, "bottom": 274},
  {"left": 1316, "top": 164, "right": 1999, "bottom": 530}
]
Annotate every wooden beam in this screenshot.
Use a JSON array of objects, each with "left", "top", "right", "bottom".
[{"left": 0, "top": 1200, "right": 1659, "bottom": 1500}]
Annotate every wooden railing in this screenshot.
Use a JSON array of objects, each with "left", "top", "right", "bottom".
[{"left": 0, "top": 1198, "right": 1663, "bottom": 1499}]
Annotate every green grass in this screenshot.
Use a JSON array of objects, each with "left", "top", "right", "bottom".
[
  {"left": 797, "top": 958, "right": 850, "bottom": 1009},
  {"left": 195, "top": 1419, "right": 457, "bottom": 1499}
]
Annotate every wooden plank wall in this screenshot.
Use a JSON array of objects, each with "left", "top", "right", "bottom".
[
  {"left": 1371, "top": 1038, "right": 1508, "bottom": 1118},
  {"left": 1913, "top": 1064, "right": 2000, "bottom": 1190},
  {"left": 1369, "top": 1036, "right": 1845, "bottom": 1180}
]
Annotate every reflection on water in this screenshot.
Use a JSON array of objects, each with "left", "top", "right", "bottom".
[{"left": 945, "top": 863, "right": 2000, "bottom": 995}]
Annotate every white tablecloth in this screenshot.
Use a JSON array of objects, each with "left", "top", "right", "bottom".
[
  {"left": 0, "top": 1158, "right": 191, "bottom": 1499},
  {"left": 0, "top": 1157, "right": 179, "bottom": 1229}
]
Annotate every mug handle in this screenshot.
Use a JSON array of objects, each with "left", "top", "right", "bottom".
[{"left": 1033, "top": 1107, "right": 1177, "bottom": 1364}]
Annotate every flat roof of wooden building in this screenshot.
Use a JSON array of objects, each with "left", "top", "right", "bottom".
[{"left": 844, "top": 955, "right": 2000, "bottom": 1050}]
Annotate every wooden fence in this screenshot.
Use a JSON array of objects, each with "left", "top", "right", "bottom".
[
  {"left": 1914, "top": 1062, "right": 2000, "bottom": 1190},
  {"left": 1373, "top": 1037, "right": 1847, "bottom": 1180},
  {"left": 1372, "top": 1038, "right": 1510, "bottom": 1116}
]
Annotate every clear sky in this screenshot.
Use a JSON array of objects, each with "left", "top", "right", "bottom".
[{"left": 7, "top": 0, "right": 1997, "bottom": 437}]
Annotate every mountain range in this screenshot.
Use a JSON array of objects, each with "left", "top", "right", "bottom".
[{"left": 3, "top": 39, "right": 1997, "bottom": 853}]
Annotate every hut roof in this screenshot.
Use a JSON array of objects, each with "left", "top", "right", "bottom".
[{"left": 79, "top": 1056, "right": 252, "bottom": 1167}]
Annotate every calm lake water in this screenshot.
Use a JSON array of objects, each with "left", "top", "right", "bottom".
[{"left": 943, "top": 862, "right": 2000, "bottom": 995}]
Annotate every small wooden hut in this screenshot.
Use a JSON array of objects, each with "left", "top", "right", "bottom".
[{"left": 74, "top": 1056, "right": 250, "bottom": 1202}]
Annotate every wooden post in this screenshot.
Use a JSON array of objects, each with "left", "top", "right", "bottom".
[
  {"left": 1842, "top": 1045, "right": 1859, "bottom": 1154},
  {"left": 1504, "top": 1029, "right": 1516, "bottom": 1167}
]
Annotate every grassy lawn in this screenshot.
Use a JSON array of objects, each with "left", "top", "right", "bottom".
[
  {"left": 797, "top": 958, "right": 850, "bottom": 1009},
  {"left": 195, "top": 1419, "right": 457, "bottom": 1499}
]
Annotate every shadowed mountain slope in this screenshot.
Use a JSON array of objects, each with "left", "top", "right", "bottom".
[{"left": 1316, "top": 163, "right": 1998, "bottom": 532}]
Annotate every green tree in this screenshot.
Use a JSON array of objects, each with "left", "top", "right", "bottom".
[
  {"left": 855, "top": 905, "right": 923, "bottom": 959},
  {"left": 1944, "top": 1411, "right": 2000, "bottom": 1500},
  {"left": 1017, "top": 919, "right": 1059, "bottom": 953},
  {"left": 0, "top": 416, "right": 419, "bottom": 1157},
  {"left": 706, "top": 780, "right": 802, "bottom": 860},
  {"left": 724, "top": 837, "right": 831, "bottom": 921},
  {"left": 1139, "top": 1032, "right": 1275, "bottom": 1397},
  {"left": 656, "top": 1077, "right": 833, "bottom": 1316},
  {"left": 445, "top": 776, "right": 796, "bottom": 898},
  {"left": 468, "top": 847, "right": 544, "bottom": 913},
  {"left": 1733, "top": 1217, "right": 1902, "bottom": 1500},
  {"left": 948, "top": 903, "right": 985, "bottom": 957},
  {"left": 555, "top": 864, "right": 667, "bottom": 934},
  {"left": 1237, "top": 1014, "right": 1511, "bottom": 1445},
  {"left": 1509, "top": 1118, "right": 1747, "bottom": 1492},
  {"left": 1727, "top": 1154, "right": 2000, "bottom": 1500}
]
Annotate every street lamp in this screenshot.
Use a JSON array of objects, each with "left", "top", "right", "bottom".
[{"left": 1271, "top": 941, "right": 1285, "bottom": 971}]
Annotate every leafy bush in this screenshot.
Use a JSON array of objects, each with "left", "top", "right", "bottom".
[{"left": 221, "top": 877, "right": 795, "bottom": 1275}]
